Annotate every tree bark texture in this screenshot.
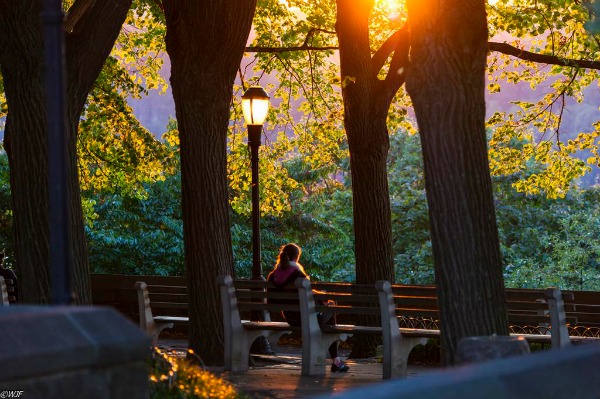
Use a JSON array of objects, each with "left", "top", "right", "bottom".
[
  {"left": 336, "top": 0, "right": 395, "bottom": 289},
  {"left": 1, "top": 1, "right": 51, "bottom": 303},
  {"left": 163, "top": 0, "right": 257, "bottom": 365},
  {"left": 405, "top": 0, "right": 509, "bottom": 365},
  {"left": 64, "top": 0, "right": 132, "bottom": 304},
  {"left": 336, "top": 0, "right": 404, "bottom": 357},
  {"left": 0, "top": 0, "right": 131, "bottom": 304}
]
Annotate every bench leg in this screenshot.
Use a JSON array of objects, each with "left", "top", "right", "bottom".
[
  {"left": 387, "top": 337, "right": 428, "bottom": 379},
  {"left": 152, "top": 322, "right": 174, "bottom": 347},
  {"left": 264, "top": 330, "right": 288, "bottom": 349},
  {"left": 227, "top": 330, "right": 265, "bottom": 373},
  {"left": 301, "top": 333, "right": 350, "bottom": 377}
]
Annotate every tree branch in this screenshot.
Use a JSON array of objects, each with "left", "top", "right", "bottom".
[
  {"left": 65, "top": 0, "right": 96, "bottom": 33},
  {"left": 371, "top": 28, "right": 403, "bottom": 74},
  {"left": 65, "top": 0, "right": 132, "bottom": 114},
  {"left": 378, "top": 27, "right": 409, "bottom": 106},
  {"left": 246, "top": 26, "right": 336, "bottom": 53},
  {"left": 301, "top": 27, "right": 337, "bottom": 47},
  {"left": 247, "top": 39, "right": 600, "bottom": 73},
  {"left": 489, "top": 41, "right": 600, "bottom": 70},
  {"left": 383, "top": 27, "right": 409, "bottom": 84},
  {"left": 245, "top": 45, "right": 338, "bottom": 53}
]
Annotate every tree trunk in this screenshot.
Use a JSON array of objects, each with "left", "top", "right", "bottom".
[
  {"left": 0, "top": 0, "right": 131, "bottom": 304},
  {"left": 1, "top": 1, "right": 51, "bottom": 302},
  {"left": 65, "top": 0, "right": 133, "bottom": 304},
  {"left": 163, "top": 0, "right": 257, "bottom": 365},
  {"left": 336, "top": 0, "right": 396, "bottom": 357},
  {"left": 405, "top": 0, "right": 509, "bottom": 365}
]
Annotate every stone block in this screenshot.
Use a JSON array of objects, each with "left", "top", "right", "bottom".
[
  {"left": 0, "top": 306, "right": 150, "bottom": 399},
  {"left": 321, "top": 341, "right": 600, "bottom": 399}
]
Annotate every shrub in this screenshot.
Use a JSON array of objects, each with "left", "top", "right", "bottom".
[{"left": 149, "top": 348, "right": 247, "bottom": 399}]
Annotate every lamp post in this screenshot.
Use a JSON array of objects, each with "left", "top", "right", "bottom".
[
  {"left": 242, "top": 86, "right": 270, "bottom": 280},
  {"left": 42, "top": 0, "right": 72, "bottom": 304}
]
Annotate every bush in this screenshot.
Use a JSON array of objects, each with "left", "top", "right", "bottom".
[{"left": 149, "top": 348, "right": 247, "bottom": 399}]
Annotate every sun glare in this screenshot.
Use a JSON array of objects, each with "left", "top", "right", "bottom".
[{"left": 378, "top": 0, "right": 403, "bottom": 21}]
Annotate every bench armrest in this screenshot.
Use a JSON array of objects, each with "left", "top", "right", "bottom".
[{"left": 545, "top": 287, "right": 570, "bottom": 348}]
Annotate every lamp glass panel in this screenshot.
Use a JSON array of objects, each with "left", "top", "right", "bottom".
[{"left": 242, "top": 98, "right": 269, "bottom": 125}]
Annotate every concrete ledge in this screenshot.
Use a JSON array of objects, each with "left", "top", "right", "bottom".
[
  {"left": 323, "top": 342, "right": 600, "bottom": 399},
  {"left": 0, "top": 306, "right": 150, "bottom": 382}
]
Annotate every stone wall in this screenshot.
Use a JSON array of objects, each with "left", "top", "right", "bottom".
[
  {"left": 0, "top": 306, "right": 150, "bottom": 399},
  {"left": 321, "top": 341, "right": 600, "bottom": 399}
]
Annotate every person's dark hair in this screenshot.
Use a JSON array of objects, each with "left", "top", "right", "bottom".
[{"left": 277, "top": 243, "right": 301, "bottom": 270}]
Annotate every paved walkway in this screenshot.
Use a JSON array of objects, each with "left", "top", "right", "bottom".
[{"left": 158, "top": 338, "right": 441, "bottom": 398}]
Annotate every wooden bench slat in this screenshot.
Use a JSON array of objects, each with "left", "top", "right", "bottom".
[
  {"left": 153, "top": 316, "right": 188, "bottom": 323},
  {"left": 241, "top": 321, "right": 298, "bottom": 331},
  {"left": 237, "top": 302, "right": 300, "bottom": 312},
  {"left": 145, "top": 302, "right": 188, "bottom": 309}
]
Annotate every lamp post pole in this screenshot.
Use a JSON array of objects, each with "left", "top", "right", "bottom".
[
  {"left": 248, "top": 124, "right": 262, "bottom": 280},
  {"left": 42, "top": 0, "right": 72, "bottom": 304},
  {"left": 242, "top": 86, "right": 272, "bottom": 355}
]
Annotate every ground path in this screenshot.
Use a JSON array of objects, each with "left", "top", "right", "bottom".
[{"left": 158, "top": 337, "right": 441, "bottom": 398}]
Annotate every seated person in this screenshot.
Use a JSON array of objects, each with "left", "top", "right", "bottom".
[{"left": 266, "top": 243, "right": 349, "bottom": 372}]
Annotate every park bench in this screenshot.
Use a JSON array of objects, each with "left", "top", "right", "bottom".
[
  {"left": 314, "top": 282, "right": 600, "bottom": 346},
  {"left": 0, "top": 276, "right": 16, "bottom": 305},
  {"left": 96, "top": 274, "right": 600, "bottom": 367},
  {"left": 135, "top": 281, "right": 188, "bottom": 346},
  {"left": 216, "top": 275, "right": 298, "bottom": 373},
  {"left": 217, "top": 274, "right": 433, "bottom": 378}
]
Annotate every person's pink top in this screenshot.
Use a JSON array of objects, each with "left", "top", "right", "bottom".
[{"left": 270, "top": 261, "right": 307, "bottom": 286}]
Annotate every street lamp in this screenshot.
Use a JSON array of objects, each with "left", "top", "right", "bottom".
[
  {"left": 242, "top": 86, "right": 270, "bottom": 280},
  {"left": 43, "top": 0, "right": 72, "bottom": 304}
]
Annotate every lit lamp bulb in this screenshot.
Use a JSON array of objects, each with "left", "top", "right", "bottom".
[{"left": 242, "top": 86, "right": 270, "bottom": 125}]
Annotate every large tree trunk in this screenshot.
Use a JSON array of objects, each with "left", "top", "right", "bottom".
[
  {"left": 336, "top": 0, "right": 394, "bottom": 286},
  {"left": 64, "top": 0, "right": 132, "bottom": 304},
  {"left": 405, "top": 0, "right": 509, "bottom": 365},
  {"left": 0, "top": 0, "right": 131, "bottom": 304},
  {"left": 163, "top": 0, "right": 256, "bottom": 365},
  {"left": 1, "top": 1, "right": 51, "bottom": 303},
  {"left": 336, "top": 0, "right": 401, "bottom": 357}
]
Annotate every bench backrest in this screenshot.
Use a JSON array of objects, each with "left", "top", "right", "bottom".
[
  {"left": 218, "top": 276, "right": 303, "bottom": 318},
  {"left": 91, "top": 274, "right": 600, "bottom": 336},
  {"left": 313, "top": 282, "right": 577, "bottom": 335},
  {"left": 93, "top": 274, "right": 186, "bottom": 322}
]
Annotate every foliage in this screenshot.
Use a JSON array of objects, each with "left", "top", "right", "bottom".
[
  {"left": 486, "top": 0, "right": 600, "bottom": 196},
  {"left": 85, "top": 125, "right": 182, "bottom": 275},
  {"left": 4, "top": 0, "right": 600, "bottom": 291},
  {"left": 80, "top": 126, "right": 600, "bottom": 292},
  {"left": 234, "top": 0, "right": 355, "bottom": 216},
  {"left": 0, "top": 146, "right": 12, "bottom": 267},
  {"left": 78, "top": 65, "right": 174, "bottom": 200},
  {"left": 231, "top": 154, "right": 355, "bottom": 282},
  {"left": 150, "top": 348, "right": 246, "bottom": 399},
  {"left": 85, "top": 168, "right": 183, "bottom": 276},
  {"left": 496, "top": 176, "right": 600, "bottom": 291},
  {"left": 251, "top": 0, "right": 600, "bottom": 199},
  {"left": 0, "top": 74, "right": 6, "bottom": 124},
  {"left": 387, "top": 132, "right": 433, "bottom": 284},
  {"left": 77, "top": 0, "right": 171, "bottom": 202}
]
